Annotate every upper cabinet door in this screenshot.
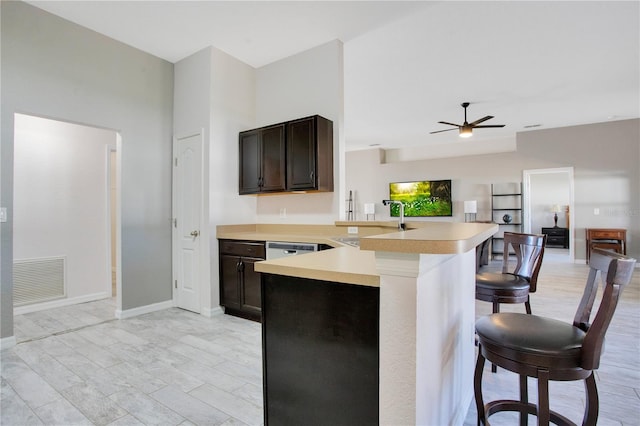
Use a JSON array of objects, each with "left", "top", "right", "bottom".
[
  {"left": 239, "top": 130, "right": 261, "bottom": 194},
  {"left": 239, "top": 125, "right": 285, "bottom": 194},
  {"left": 287, "top": 117, "right": 316, "bottom": 190},
  {"left": 290, "top": 115, "right": 333, "bottom": 192},
  {"left": 260, "top": 124, "right": 286, "bottom": 193}
]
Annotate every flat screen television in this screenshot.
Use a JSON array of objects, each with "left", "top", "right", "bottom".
[{"left": 388, "top": 179, "right": 452, "bottom": 217}]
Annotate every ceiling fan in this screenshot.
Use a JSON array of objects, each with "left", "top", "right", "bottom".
[{"left": 430, "top": 102, "right": 505, "bottom": 138}]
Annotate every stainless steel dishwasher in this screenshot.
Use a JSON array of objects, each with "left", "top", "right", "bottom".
[{"left": 266, "top": 241, "right": 318, "bottom": 260}]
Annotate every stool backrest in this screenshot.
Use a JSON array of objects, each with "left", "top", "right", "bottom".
[
  {"left": 574, "top": 248, "right": 636, "bottom": 370},
  {"left": 502, "top": 232, "right": 547, "bottom": 293}
]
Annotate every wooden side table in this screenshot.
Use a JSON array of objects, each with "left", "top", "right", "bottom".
[{"left": 585, "top": 228, "right": 626, "bottom": 264}]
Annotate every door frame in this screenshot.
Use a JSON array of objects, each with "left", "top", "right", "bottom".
[
  {"left": 12, "top": 113, "right": 121, "bottom": 317},
  {"left": 172, "top": 129, "right": 209, "bottom": 314},
  {"left": 522, "top": 167, "right": 575, "bottom": 262},
  {"left": 106, "top": 142, "right": 121, "bottom": 307}
]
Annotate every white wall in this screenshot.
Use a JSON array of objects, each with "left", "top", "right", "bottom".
[
  {"left": 530, "top": 172, "right": 570, "bottom": 231},
  {"left": 210, "top": 47, "right": 258, "bottom": 225},
  {"left": 174, "top": 46, "right": 257, "bottom": 312},
  {"left": 210, "top": 47, "right": 258, "bottom": 308},
  {"left": 346, "top": 119, "right": 639, "bottom": 261},
  {"left": 346, "top": 148, "right": 506, "bottom": 224},
  {"left": 518, "top": 119, "right": 639, "bottom": 261},
  {"left": 173, "top": 47, "right": 213, "bottom": 315},
  {"left": 2, "top": 1, "right": 174, "bottom": 338},
  {"left": 255, "top": 40, "right": 345, "bottom": 224},
  {"left": 174, "top": 42, "right": 345, "bottom": 312},
  {"left": 14, "top": 114, "right": 115, "bottom": 302}
]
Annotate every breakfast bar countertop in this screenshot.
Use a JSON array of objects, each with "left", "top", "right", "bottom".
[
  {"left": 229, "top": 221, "right": 498, "bottom": 287},
  {"left": 359, "top": 221, "right": 497, "bottom": 254},
  {"left": 217, "top": 221, "right": 497, "bottom": 255},
  {"left": 254, "top": 246, "right": 379, "bottom": 287}
]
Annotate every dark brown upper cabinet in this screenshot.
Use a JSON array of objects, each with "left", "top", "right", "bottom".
[
  {"left": 239, "top": 124, "right": 286, "bottom": 194},
  {"left": 286, "top": 115, "right": 333, "bottom": 192},
  {"left": 238, "top": 115, "right": 333, "bottom": 195}
]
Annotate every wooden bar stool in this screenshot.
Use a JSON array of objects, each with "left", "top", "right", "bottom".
[
  {"left": 476, "top": 232, "right": 547, "bottom": 315},
  {"left": 474, "top": 248, "right": 636, "bottom": 425}
]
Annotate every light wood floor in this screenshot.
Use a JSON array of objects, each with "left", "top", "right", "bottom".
[
  {"left": 464, "top": 250, "right": 640, "bottom": 425},
  {"left": 2, "top": 252, "right": 638, "bottom": 425}
]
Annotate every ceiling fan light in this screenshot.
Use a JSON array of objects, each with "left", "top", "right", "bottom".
[{"left": 459, "top": 127, "right": 473, "bottom": 138}]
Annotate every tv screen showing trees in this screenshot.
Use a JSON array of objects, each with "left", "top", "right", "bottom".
[{"left": 388, "top": 180, "right": 452, "bottom": 217}]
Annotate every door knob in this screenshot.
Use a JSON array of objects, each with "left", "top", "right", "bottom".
[{"left": 190, "top": 230, "right": 199, "bottom": 237}]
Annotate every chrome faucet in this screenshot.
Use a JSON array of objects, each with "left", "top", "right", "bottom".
[{"left": 382, "top": 200, "right": 406, "bottom": 230}]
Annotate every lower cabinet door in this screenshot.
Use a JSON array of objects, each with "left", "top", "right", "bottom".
[
  {"left": 262, "top": 273, "right": 379, "bottom": 425},
  {"left": 220, "top": 254, "right": 241, "bottom": 310},
  {"left": 241, "top": 257, "right": 262, "bottom": 314}
]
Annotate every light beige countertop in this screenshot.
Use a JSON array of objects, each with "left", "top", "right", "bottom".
[
  {"left": 216, "top": 222, "right": 409, "bottom": 246},
  {"left": 359, "top": 221, "right": 497, "bottom": 254},
  {"left": 254, "top": 246, "right": 379, "bottom": 287},
  {"left": 218, "top": 222, "right": 497, "bottom": 286}
]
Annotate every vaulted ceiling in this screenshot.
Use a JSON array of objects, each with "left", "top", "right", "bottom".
[{"left": 27, "top": 1, "right": 640, "bottom": 151}]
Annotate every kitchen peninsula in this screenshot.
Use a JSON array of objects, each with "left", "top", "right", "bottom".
[{"left": 221, "top": 221, "right": 497, "bottom": 425}]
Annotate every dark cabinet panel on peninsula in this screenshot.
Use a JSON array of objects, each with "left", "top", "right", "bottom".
[
  {"left": 238, "top": 115, "right": 333, "bottom": 194},
  {"left": 261, "top": 273, "right": 379, "bottom": 425},
  {"left": 239, "top": 124, "right": 286, "bottom": 194},
  {"left": 219, "top": 240, "right": 265, "bottom": 322}
]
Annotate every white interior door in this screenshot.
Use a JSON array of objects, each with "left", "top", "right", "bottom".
[{"left": 173, "top": 132, "right": 203, "bottom": 313}]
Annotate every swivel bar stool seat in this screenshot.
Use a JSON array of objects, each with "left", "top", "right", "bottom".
[
  {"left": 476, "top": 232, "right": 547, "bottom": 315},
  {"left": 474, "top": 248, "right": 636, "bottom": 425}
]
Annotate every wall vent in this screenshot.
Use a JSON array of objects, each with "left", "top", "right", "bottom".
[{"left": 13, "top": 257, "right": 66, "bottom": 306}]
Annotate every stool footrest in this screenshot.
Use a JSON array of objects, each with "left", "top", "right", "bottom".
[{"left": 484, "top": 399, "right": 576, "bottom": 426}]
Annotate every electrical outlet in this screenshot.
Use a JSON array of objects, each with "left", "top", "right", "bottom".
[
  {"left": 0, "top": 207, "right": 6, "bottom": 223},
  {"left": 594, "top": 208, "right": 600, "bottom": 216},
  {"left": 279, "top": 208, "right": 286, "bottom": 218},
  {"left": 348, "top": 226, "right": 358, "bottom": 234}
]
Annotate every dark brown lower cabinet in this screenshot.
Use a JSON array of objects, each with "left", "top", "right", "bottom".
[
  {"left": 261, "top": 273, "right": 379, "bottom": 425},
  {"left": 219, "top": 240, "right": 265, "bottom": 322}
]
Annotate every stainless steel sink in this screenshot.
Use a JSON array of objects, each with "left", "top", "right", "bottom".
[{"left": 331, "top": 236, "right": 360, "bottom": 247}]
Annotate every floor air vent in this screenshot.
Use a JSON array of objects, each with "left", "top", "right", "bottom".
[{"left": 13, "top": 257, "right": 66, "bottom": 306}]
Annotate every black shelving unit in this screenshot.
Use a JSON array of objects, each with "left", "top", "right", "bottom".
[{"left": 491, "top": 183, "right": 523, "bottom": 259}]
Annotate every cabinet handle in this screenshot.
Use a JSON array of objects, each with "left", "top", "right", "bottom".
[{"left": 310, "top": 171, "right": 315, "bottom": 182}]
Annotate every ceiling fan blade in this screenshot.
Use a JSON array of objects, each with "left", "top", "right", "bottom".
[
  {"left": 437, "top": 121, "right": 461, "bottom": 127},
  {"left": 474, "top": 124, "right": 506, "bottom": 128},
  {"left": 469, "top": 116, "right": 494, "bottom": 126},
  {"left": 430, "top": 128, "right": 458, "bottom": 134}
]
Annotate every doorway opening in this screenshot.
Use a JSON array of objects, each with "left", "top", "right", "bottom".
[
  {"left": 522, "top": 167, "right": 575, "bottom": 263},
  {"left": 13, "top": 113, "right": 121, "bottom": 316}
]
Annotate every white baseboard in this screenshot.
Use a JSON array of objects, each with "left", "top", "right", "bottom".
[
  {"left": 14, "top": 292, "right": 111, "bottom": 316},
  {"left": 0, "top": 336, "right": 17, "bottom": 351},
  {"left": 116, "top": 299, "right": 174, "bottom": 319},
  {"left": 201, "top": 306, "right": 223, "bottom": 317}
]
